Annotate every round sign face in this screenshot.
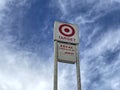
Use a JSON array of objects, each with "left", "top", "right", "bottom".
[{"left": 59, "top": 24, "right": 75, "bottom": 37}]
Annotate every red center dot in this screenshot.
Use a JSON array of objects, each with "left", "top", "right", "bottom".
[{"left": 64, "top": 28, "right": 70, "bottom": 32}]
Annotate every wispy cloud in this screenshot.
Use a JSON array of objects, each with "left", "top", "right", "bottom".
[
  {"left": 81, "top": 29, "right": 120, "bottom": 90},
  {"left": 83, "top": 29, "right": 120, "bottom": 58},
  {"left": 0, "top": 37, "right": 53, "bottom": 90},
  {"left": 50, "top": 0, "right": 120, "bottom": 24},
  {"left": 0, "top": 0, "right": 53, "bottom": 90}
]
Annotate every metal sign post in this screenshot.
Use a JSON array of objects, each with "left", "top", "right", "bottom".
[
  {"left": 53, "top": 21, "right": 81, "bottom": 90},
  {"left": 54, "top": 41, "right": 58, "bottom": 90},
  {"left": 76, "top": 44, "right": 81, "bottom": 90}
]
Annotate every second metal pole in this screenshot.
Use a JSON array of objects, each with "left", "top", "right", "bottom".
[{"left": 76, "top": 44, "right": 81, "bottom": 90}]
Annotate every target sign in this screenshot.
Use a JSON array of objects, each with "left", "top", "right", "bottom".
[
  {"left": 59, "top": 24, "right": 75, "bottom": 37},
  {"left": 54, "top": 21, "right": 79, "bottom": 44}
]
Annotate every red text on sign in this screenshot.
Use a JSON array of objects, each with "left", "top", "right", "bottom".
[
  {"left": 65, "top": 52, "right": 74, "bottom": 55},
  {"left": 59, "top": 36, "right": 76, "bottom": 42}
]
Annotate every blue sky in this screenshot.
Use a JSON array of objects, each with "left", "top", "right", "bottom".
[{"left": 0, "top": 0, "right": 120, "bottom": 90}]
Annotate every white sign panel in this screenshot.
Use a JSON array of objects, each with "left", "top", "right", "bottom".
[
  {"left": 54, "top": 21, "right": 79, "bottom": 44},
  {"left": 57, "top": 42, "right": 76, "bottom": 64}
]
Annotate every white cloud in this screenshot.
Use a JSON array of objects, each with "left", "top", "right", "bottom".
[
  {"left": 58, "top": 0, "right": 67, "bottom": 14},
  {"left": 0, "top": 0, "right": 8, "bottom": 10},
  {"left": 49, "top": 0, "right": 68, "bottom": 15},
  {"left": 0, "top": 0, "right": 53, "bottom": 90},
  {"left": 50, "top": 0, "right": 120, "bottom": 24},
  {"left": 83, "top": 29, "right": 120, "bottom": 58},
  {"left": 0, "top": 39, "right": 53, "bottom": 90},
  {"left": 81, "top": 29, "right": 120, "bottom": 90},
  {"left": 111, "top": 0, "right": 120, "bottom": 3},
  {"left": 0, "top": 0, "right": 8, "bottom": 24},
  {"left": 58, "top": 63, "right": 77, "bottom": 90}
]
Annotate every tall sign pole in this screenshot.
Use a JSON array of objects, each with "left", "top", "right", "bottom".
[
  {"left": 54, "top": 41, "right": 58, "bottom": 90},
  {"left": 53, "top": 21, "right": 81, "bottom": 90},
  {"left": 76, "top": 44, "right": 81, "bottom": 90}
]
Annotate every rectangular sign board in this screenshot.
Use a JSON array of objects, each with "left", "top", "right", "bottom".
[
  {"left": 54, "top": 21, "right": 79, "bottom": 44},
  {"left": 57, "top": 42, "right": 76, "bottom": 64}
]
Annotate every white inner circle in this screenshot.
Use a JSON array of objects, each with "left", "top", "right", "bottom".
[{"left": 61, "top": 26, "right": 73, "bottom": 35}]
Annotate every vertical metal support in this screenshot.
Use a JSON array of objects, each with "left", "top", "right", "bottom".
[
  {"left": 76, "top": 44, "right": 81, "bottom": 90},
  {"left": 54, "top": 41, "right": 58, "bottom": 90}
]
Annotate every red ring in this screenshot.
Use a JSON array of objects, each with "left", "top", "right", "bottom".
[{"left": 59, "top": 24, "right": 75, "bottom": 37}]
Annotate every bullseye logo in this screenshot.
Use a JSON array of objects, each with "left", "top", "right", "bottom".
[{"left": 59, "top": 24, "right": 75, "bottom": 37}]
